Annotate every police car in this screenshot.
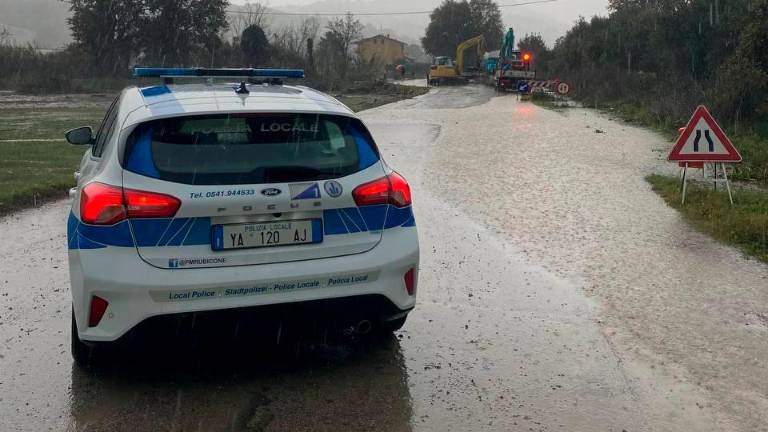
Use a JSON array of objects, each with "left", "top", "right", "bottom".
[{"left": 65, "top": 68, "right": 418, "bottom": 365}]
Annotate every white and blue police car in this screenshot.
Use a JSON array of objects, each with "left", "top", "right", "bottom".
[{"left": 65, "top": 68, "right": 418, "bottom": 365}]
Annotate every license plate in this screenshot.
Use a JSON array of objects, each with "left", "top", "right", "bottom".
[{"left": 211, "top": 220, "right": 322, "bottom": 251}]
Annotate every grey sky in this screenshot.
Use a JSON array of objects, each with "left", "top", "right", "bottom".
[
  {"left": 230, "top": 0, "right": 609, "bottom": 20},
  {"left": 230, "top": 0, "right": 610, "bottom": 44}
]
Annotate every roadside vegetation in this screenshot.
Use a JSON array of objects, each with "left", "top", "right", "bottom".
[
  {"left": 527, "top": 0, "right": 768, "bottom": 185},
  {"left": 647, "top": 175, "right": 768, "bottom": 263}
]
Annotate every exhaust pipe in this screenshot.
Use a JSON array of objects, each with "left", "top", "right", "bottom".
[{"left": 354, "top": 320, "right": 372, "bottom": 335}]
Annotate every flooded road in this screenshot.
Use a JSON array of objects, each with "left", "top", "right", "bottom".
[{"left": 1, "top": 85, "right": 766, "bottom": 431}]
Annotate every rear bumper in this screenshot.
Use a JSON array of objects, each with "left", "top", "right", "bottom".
[{"left": 69, "top": 227, "right": 419, "bottom": 342}]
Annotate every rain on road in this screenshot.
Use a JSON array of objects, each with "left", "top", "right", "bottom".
[{"left": 1, "top": 85, "right": 766, "bottom": 431}]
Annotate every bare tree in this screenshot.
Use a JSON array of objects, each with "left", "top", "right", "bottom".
[
  {"left": 322, "top": 13, "right": 362, "bottom": 79},
  {"left": 0, "top": 26, "right": 12, "bottom": 47},
  {"left": 272, "top": 17, "right": 320, "bottom": 60},
  {"left": 229, "top": 2, "right": 269, "bottom": 42}
]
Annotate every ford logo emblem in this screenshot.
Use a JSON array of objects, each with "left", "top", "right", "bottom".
[{"left": 261, "top": 188, "right": 282, "bottom": 197}]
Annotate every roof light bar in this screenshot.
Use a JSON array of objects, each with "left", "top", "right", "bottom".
[{"left": 133, "top": 67, "right": 305, "bottom": 79}]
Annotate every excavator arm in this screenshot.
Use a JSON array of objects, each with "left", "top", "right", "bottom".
[{"left": 455, "top": 35, "right": 485, "bottom": 75}]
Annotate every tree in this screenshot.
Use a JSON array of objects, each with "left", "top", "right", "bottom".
[
  {"left": 421, "top": 0, "right": 474, "bottom": 57},
  {"left": 518, "top": 33, "right": 549, "bottom": 74},
  {"left": 66, "top": 0, "right": 147, "bottom": 74},
  {"left": 0, "top": 26, "right": 12, "bottom": 46},
  {"left": 241, "top": 25, "right": 269, "bottom": 67},
  {"left": 272, "top": 17, "right": 320, "bottom": 61},
  {"left": 469, "top": 0, "right": 504, "bottom": 51},
  {"left": 421, "top": 0, "right": 504, "bottom": 57},
  {"left": 518, "top": 33, "right": 546, "bottom": 56},
  {"left": 318, "top": 13, "right": 362, "bottom": 80},
  {"left": 142, "top": 0, "right": 230, "bottom": 66},
  {"left": 229, "top": 2, "right": 268, "bottom": 41}
]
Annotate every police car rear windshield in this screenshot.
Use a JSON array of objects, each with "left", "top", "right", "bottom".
[{"left": 124, "top": 113, "right": 380, "bottom": 185}]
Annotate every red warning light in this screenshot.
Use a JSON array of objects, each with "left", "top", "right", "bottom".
[{"left": 522, "top": 53, "right": 532, "bottom": 62}]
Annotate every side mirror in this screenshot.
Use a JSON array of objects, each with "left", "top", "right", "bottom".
[{"left": 65, "top": 126, "right": 94, "bottom": 145}]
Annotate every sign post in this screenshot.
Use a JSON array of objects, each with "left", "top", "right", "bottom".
[{"left": 668, "top": 105, "right": 741, "bottom": 206}]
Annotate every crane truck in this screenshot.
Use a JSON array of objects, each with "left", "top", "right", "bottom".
[{"left": 487, "top": 28, "right": 535, "bottom": 91}]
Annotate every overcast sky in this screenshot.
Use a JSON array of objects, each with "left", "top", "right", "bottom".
[
  {"left": 230, "top": 0, "right": 609, "bottom": 20},
  {"left": 229, "top": 0, "right": 611, "bottom": 44}
]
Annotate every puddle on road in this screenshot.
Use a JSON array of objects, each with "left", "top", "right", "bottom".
[{"left": 66, "top": 332, "right": 412, "bottom": 432}]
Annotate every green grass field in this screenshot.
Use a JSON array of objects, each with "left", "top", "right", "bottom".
[
  {"left": 647, "top": 174, "right": 768, "bottom": 263},
  {"left": 0, "top": 85, "right": 428, "bottom": 216},
  {"left": 0, "top": 107, "right": 106, "bottom": 215}
]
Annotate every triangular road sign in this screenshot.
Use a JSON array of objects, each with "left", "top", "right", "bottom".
[{"left": 668, "top": 105, "right": 741, "bottom": 162}]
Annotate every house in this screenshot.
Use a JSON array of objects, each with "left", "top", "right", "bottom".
[{"left": 355, "top": 34, "right": 406, "bottom": 66}]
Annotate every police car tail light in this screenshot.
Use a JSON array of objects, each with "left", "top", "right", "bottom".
[
  {"left": 81, "top": 183, "right": 128, "bottom": 225},
  {"left": 123, "top": 188, "right": 181, "bottom": 219},
  {"left": 353, "top": 172, "right": 412, "bottom": 208},
  {"left": 81, "top": 182, "right": 180, "bottom": 225},
  {"left": 88, "top": 295, "right": 109, "bottom": 327}
]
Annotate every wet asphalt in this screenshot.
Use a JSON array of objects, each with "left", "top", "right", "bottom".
[{"left": 1, "top": 85, "right": 767, "bottom": 431}]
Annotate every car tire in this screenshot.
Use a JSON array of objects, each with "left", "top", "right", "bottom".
[
  {"left": 379, "top": 315, "right": 408, "bottom": 333},
  {"left": 71, "top": 309, "right": 96, "bottom": 368}
]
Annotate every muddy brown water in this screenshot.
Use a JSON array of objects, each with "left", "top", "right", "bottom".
[{"left": 1, "top": 85, "right": 766, "bottom": 431}]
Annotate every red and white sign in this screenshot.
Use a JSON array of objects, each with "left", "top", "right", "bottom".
[
  {"left": 555, "top": 81, "right": 571, "bottom": 95},
  {"left": 668, "top": 105, "right": 741, "bottom": 162}
]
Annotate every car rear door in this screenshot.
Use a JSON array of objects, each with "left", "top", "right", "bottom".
[{"left": 121, "top": 112, "right": 391, "bottom": 269}]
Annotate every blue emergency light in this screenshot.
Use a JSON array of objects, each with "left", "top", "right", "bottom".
[{"left": 133, "top": 67, "right": 305, "bottom": 79}]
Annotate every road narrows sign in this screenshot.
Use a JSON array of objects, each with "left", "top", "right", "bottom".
[{"left": 668, "top": 105, "right": 741, "bottom": 162}]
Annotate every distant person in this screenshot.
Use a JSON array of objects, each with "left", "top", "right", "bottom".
[{"left": 396, "top": 64, "right": 405, "bottom": 80}]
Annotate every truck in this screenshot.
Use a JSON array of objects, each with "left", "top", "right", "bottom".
[
  {"left": 427, "top": 35, "right": 486, "bottom": 86},
  {"left": 487, "top": 28, "right": 536, "bottom": 92}
]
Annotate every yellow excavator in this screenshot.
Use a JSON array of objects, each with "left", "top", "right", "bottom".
[{"left": 427, "top": 35, "right": 485, "bottom": 86}]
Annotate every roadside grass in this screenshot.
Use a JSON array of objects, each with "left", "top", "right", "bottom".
[
  {"left": 530, "top": 92, "right": 574, "bottom": 110},
  {"left": 647, "top": 174, "right": 768, "bottom": 264},
  {"left": 0, "top": 107, "right": 106, "bottom": 141},
  {"left": 0, "top": 84, "right": 429, "bottom": 216},
  {"left": 335, "top": 84, "right": 429, "bottom": 111},
  {"left": 0, "top": 107, "right": 106, "bottom": 215}
]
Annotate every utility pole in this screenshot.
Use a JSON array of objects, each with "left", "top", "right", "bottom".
[{"left": 306, "top": 38, "right": 315, "bottom": 78}]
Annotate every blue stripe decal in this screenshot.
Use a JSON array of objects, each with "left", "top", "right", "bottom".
[
  {"left": 322, "top": 205, "right": 413, "bottom": 236},
  {"left": 384, "top": 205, "right": 414, "bottom": 229},
  {"left": 77, "top": 233, "right": 108, "bottom": 250},
  {"left": 67, "top": 212, "right": 79, "bottom": 248},
  {"left": 68, "top": 206, "right": 413, "bottom": 250},
  {"left": 132, "top": 218, "right": 174, "bottom": 247},
  {"left": 342, "top": 208, "right": 367, "bottom": 232},
  {"left": 323, "top": 209, "right": 347, "bottom": 235},
  {"left": 166, "top": 218, "right": 195, "bottom": 246},
  {"left": 358, "top": 205, "right": 388, "bottom": 232},
  {"left": 183, "top": 217, "right": 213, "bottom": 245},
  {"left": 158, "top": 218, "right": 189, "bottom": 246},
  {"left": 77, "top": 220, "right": 134, "bottom": 247},
  {"left": 339, "top": 209, "right": 361, "bottom": 233}
]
